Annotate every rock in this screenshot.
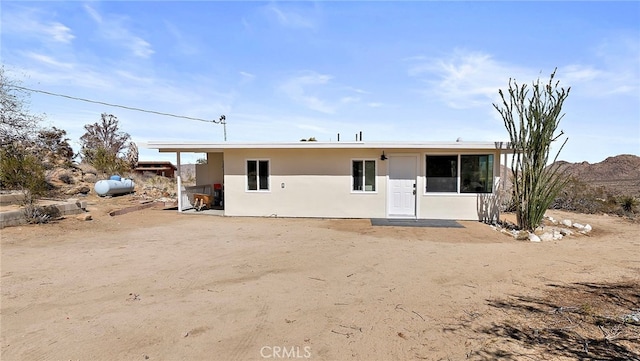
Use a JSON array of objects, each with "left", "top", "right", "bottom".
[
  {"left": 553, "top": 230, "right": 563, "bottom": 240},
  {"left": 65, "top": 185, "right": 91, "bottom": 195},
  {"left": 48, "top": 167, "right": 75, "bottom": 185},
  {"left": 529, "top": 233, "right": 541, "bottom": 242},
  {"left": 561, "top": 219, "right": 572, "bottom": 227},
  {"left": 559, "top": 228, "right": 573, "bottom": 236},
  {"left": 539, "top": 232, "right": 554, "bottom": 241},
  {"left": 514, "top": 230, "right": 530, "bottom": 240},
  {"left": 76, "top": 213, "right": 92, "bottom": 221},
  {"left": 83, "top": 173, "right": 97, "bottom": 183},
  {"left": 573, "top": 223, "right": 585, "bottom": 230},
  {"left": 583, "top": 224, "right": 592, "bottom": 232},
  {"left": 77, "top": 162, "right": 98, "bottom": 175}
]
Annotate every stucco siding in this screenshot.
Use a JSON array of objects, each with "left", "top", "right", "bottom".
[
  {"left": 195, "top": 152, "right": 224, "bottom": 186},
  {"left": 419, "top": 195, "right": 483, "bottom": 220},
  {"left": 223, "top": 148, "right": 387, "bottom": 218},
  {"left": 192, "top": 147, "right": 503, "bottom": 220}
]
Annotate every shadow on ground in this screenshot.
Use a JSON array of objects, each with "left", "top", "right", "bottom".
[{"left": 473, "top": 281, "right": 640, "bottom": 360}]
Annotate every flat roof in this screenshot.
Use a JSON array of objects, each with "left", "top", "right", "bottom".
[
  {"left": 134, "top": 166, "right": 176, "bottom": 171},
  {"left": 135, "top": 161, "right": 177, "bottom": 169},
  {"left": 143, "top": 141, "right": 513, "bottom": 153}
]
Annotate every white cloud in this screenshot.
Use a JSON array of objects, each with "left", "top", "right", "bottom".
[
  {"left": 340, "top": 96, "right": 360, "bottom": 104},
  {"left": 345, "top": 86, "right": 370, "bottom": 95},
  {"left": 279, "top": 72, "right": 336, "bottom": 114},
  {"left": 266, "top": 4, "right": 316, "bottom": 29},
  {"left": 24, "top": 52, "right": 74, "bottom": 69},
  {"left": 560, "top": 36, "right": 639, "bottom": 97},
  {"left": 239, "top": 71, "right": 256, "bottom": 82},
  {"left": 128, "top": 38, "right": 154, "bottom": 58},
  {"left": 2, "top": 7, "right": 75, "bottom": 44},
  {"left": 407, "top": 49, "right": 533, "bottom": 109},
  {"left": 83, "top": 5, "right": 154, "bottom": 59},
  {"left": 278, "top": 72, "right": 378, "bottom": 113},
  {"left": 45, "top": 23, "right": 75, "bottom": 43},
  {"left": 83, "top": 4, "right": 102, "bottom": 23},
  {"left": 164, "top": 21, "right": 199, "bottom": 56},
  {"left": 411, "top": 41, "right": 640, "bottom": 111},
  {"left": 296, "top": 123, "right": 329, "bottom": 133}
]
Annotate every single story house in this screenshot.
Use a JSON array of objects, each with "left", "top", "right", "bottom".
[
  {"left": 145, "top": 141, "right": 512, "bottom": 221},
  {"left": 134, "top": 161, "right": 177, "bottom": 178}
]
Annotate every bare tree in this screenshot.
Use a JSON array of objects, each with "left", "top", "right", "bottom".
[
  {"left": 35, "top": 127, "right": 75, "bottom": 167},
  {"left": 80, "top": 113, "right": 130, "bottom": 157},
  {"left": 0, "top": 65, "right": 44, "bottom": 146},
  {"left": 125, "top": 141, "right": 139, "bottom": 169},
  {"left": 494, "top": 69, "right": 570, "bottom": 231},
  {"left": 79, "top": 113, "right": 136, "bottom": 175}
]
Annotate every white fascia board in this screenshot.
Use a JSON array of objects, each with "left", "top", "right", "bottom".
[{"left": 144, "top": 141, "right": 513, "bottom": 153}]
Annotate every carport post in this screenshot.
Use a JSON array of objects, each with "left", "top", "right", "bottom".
[{"left": 176, "top": 151, "right": 182, "bottom": 213}]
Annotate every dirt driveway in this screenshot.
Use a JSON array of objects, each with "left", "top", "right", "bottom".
[{"left": 1, "top": 197, "right": 639, "bottom": 360}]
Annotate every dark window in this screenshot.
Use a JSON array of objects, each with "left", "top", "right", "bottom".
[
  {"left": 247, "top": 160, "right": 269, "bottom": 191},
  {"left": 426, "top": 155, "right": 458, "bottom": 192},
  {"left": 460, "top": 155, "right": 493, "bottom": 193},
  {"left": 352, "top": 160, "right": 376, "bottom": 191}
]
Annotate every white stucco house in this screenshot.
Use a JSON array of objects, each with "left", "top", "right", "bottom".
[{"left": 145, "top": 141, "right": 512, "bottom": 221}]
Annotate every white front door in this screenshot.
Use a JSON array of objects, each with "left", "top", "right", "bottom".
[{"left": 388, "top": 155, "right": 417, "bottom": 217}]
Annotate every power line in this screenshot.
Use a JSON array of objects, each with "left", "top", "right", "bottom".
[{"left": 11, "top": 85, "right": 225, "bottom": 124}]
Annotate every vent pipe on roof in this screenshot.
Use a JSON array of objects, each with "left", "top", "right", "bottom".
[
  {"left": 337, "top": 133, "right": 340, "bottom": 142},
  {"left": 359, "top": 131, "right": 363, "bottom": 141}
]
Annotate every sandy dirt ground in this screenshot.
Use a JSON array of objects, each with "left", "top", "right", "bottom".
[{"left": 1, "top": 195, "right": 639, "bottom": 361}]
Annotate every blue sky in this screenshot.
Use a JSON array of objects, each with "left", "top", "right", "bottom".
[{"left": 2, "top": 1, "right": 639, "bottom": 164}]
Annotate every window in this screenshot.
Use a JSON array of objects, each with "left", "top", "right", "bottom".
[
  {"left": 247, "top": 160, "right": 269, "bottom": 191},
  {"left": 461, "top": 155, "right": 493, "bottom": 193},
  {"left": 426, "top": 155, "right": 458, "bottom": 192},
  {"left": 352, "top": 160, "right": 376, "bottom": 192}
]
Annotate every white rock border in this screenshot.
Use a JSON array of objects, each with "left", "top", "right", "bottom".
[{"left": 489, "top": 214, "right": 593, "bottom": 242}]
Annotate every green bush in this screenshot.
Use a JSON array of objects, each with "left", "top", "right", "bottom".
[
  {"left": 0, "top": 144, "right": 47, "bottom": 200},
  {"left": 619, "top": 196, "right": 638, "bottom": 214},
  {"left": 86, "top": 147, "right": 129, "bottom": 176},
  {"left": 551, "top": 177, "right": 638, "bottom": 216}
]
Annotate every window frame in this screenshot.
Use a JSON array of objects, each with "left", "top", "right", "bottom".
[
  {"left": 460, "top": 154, "right": 494, "bottom": 194},
  {"left": 351, "top": 159, "right": 378, "bottom": 193},
  {"left": 425, "top": 154, "right": 459, "bottom": 194},
  {"left": 246, "top": 159, "right": 270, "bottom": 192},
  {"left": 424, "top": 153, "right": 495, "bottom": 195}
]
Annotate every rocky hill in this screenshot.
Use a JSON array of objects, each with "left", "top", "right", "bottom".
[{"left": 554, "top": 154, "right": 640, "bottom": 197}]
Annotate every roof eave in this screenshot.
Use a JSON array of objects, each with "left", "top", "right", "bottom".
[{"left": 143, "top": 141, "right": 514, "bottom": 153}]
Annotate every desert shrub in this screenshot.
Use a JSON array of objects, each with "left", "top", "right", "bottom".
[
  {"left": 551, "top": 177, "right": 639, "bottom": 217},
  {"left": 499, "top": 188, "right": 517, "bottom": 212},
  {"left": 89, "top": 147, "right": 129, "bottom": 176},
  {"left": 24, "top": 204, "right": 61, "bottom": 224},
  {"left": 57, "top": 170, "right": 74, "bottom": 184},
  {"left": 551, "top": 177, "right": 611, "bottom": 214},
  {"left": 0, "top": 144, "right": 47, "bottom": 197},
  {"left": 619, "top": 196, "right": 638, "bottom": 214}
]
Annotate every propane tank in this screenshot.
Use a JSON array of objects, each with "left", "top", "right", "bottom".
[{"left": 94, "top": 176, "right": 135, "bottom": 196}]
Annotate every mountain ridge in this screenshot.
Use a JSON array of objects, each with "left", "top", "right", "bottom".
[{"left": 554, "top": 154, "right": 640, "bottom": 197}]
